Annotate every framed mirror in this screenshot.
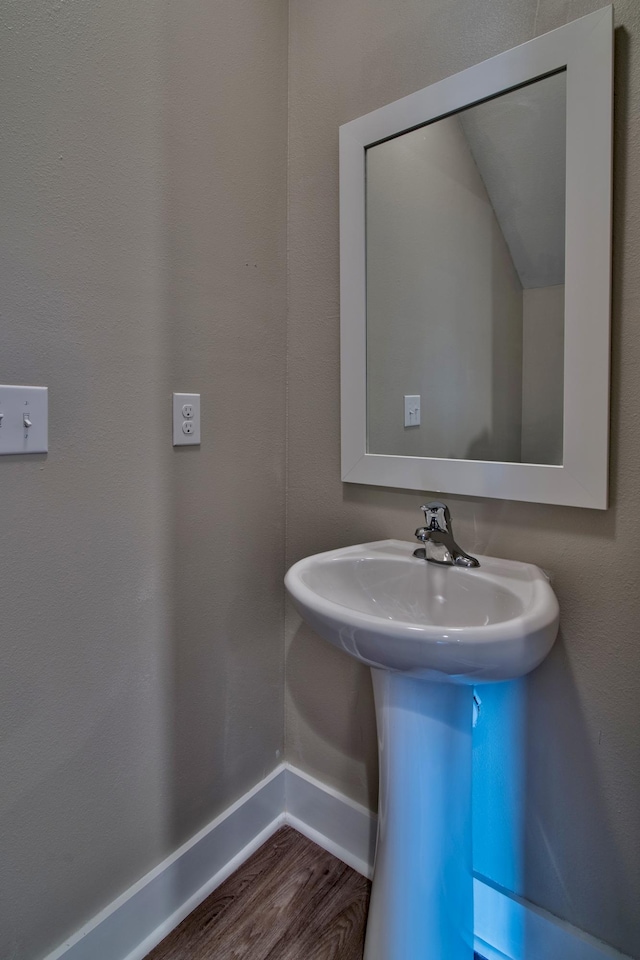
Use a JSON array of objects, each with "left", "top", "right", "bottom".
[{"left": 340, "top": 6, "right": 612, "bottom": 508}]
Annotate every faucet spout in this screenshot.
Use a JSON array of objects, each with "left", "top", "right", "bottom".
[{"left": 413, "top": 501, "right": 479, "bottom": 567}]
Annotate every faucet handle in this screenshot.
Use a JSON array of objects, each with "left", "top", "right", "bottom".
[
  {"left": 420, "top": 501, "right": 450, "bottom": 533},
  {"left": 415, "top": 500, "right": 479, "bottom": 567}
]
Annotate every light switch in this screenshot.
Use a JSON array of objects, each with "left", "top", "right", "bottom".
[
  {"left": 404, "top": 395, "right": 421, "bottom": 427},
  {"left": 0, "top": 385, "right": 48, "bottom": 455},
  {"left": 173, "top": 393, "right": 201, "bottom": 446}
]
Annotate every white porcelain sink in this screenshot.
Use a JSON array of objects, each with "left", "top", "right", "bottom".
[
  {"left": 285, "top": 539, "right": 559, "bottom": 683},
  {"left": 285, "top": 539, "right": 560, "bottom": 960}
]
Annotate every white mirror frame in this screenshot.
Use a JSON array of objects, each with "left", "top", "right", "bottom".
[{"left": 340, "top": 6, "right": 613, "bottom": 509}]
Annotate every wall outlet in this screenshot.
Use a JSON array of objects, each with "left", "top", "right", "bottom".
[{"left": 173, "top": 393, "right": 200, "bottom": 446}]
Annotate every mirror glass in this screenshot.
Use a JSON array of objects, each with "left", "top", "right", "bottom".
[{"left": 366, "top": 71, "right": 566, "bottom": 465}]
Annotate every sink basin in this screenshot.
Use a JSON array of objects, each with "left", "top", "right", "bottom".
[
  {"left": 285, "top": 539, "right": 559, "bottom": 682},
  {"left": 285, "top": 538, "right": 560, "bottom": 960}
]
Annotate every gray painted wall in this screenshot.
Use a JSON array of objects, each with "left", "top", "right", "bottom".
[
  {"left": 286, "top": 2, "right": 640, "bottom": 958},
  {"left": 0, "top": 1, "right": 287, "bottom": 958}
]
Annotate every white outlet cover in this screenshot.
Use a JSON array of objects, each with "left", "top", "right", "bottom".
[{"left": 172, "top": 393, "right": 201, "bottom": 446}]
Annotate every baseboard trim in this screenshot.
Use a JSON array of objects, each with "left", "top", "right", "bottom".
[
  {"left": 43, "top": 766, "right": 286, "bottom": 960},
  {"left": 44, "top": 762, "right": 632, "bottom": 960},
  {"left": 283, "top": 763, "right": 376, "bottom": 880},
  {"left": 472, "top": 875, "right": 633, "bottom": 960}
]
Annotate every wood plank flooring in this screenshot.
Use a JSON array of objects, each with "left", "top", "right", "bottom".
[
  {"left": 145, "top": 825, "right": 486, "bottom": 959},
  {"left": 145, "top": 826, "right": 369, "bottom": 960}
]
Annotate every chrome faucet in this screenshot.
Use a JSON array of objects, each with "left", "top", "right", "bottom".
[{"left": 414, "top": 501, "right": 480, "bottom": 567}]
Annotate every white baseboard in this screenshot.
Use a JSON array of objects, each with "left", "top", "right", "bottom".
[
  {"left": 472, "top": 876, "right": 633, "bottom": 960},
  {"left": 44, "top": 762, "right": 632, "bottom": 960},
  {"left": 43, "top": 766, "right": 286, "bottom": 960},
  {"left": 283, "top": 763, "right": 376, "bottom": 879}
]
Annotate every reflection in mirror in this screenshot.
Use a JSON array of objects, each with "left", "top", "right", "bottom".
[{"left": 366, "top": 71, "right": 566, "bottom": 465}]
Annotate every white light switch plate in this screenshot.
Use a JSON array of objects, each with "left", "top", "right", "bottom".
[
  {"left": 404, "top": 395, "right": 421, "bottom": 427},
  {"left": 172, "top": 393, "right": 201, "bottom": 446},
  {"left": 0, "top": 385, "right": 48, "bottom": 455}
]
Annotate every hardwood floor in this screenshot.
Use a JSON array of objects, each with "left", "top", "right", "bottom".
[
  {"left": 145, "top": 825, "right": 486, "bottom": 959},
  {"left": 145, "top": 826, "right": 369, "bottom": 960}
]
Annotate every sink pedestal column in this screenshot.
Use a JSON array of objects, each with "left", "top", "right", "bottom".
[{"left": 364, "top": 669, "right": 474, "bottom": 960}]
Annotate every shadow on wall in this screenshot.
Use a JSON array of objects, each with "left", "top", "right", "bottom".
[{"left": 286, "top": 615, "right": 379, "bottom": 810}]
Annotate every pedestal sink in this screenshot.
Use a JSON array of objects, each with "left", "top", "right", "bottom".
[{"left": 285, "top": 539, "right": 559, "bottom": 960}]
